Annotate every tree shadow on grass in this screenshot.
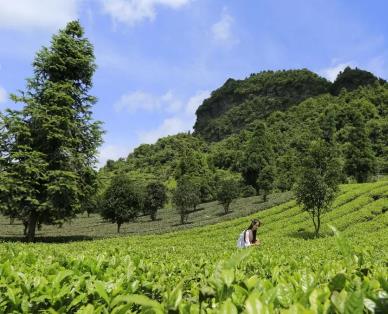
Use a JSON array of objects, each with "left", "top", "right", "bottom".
[
  {"left": 149, "top": 218, "right": 163, "bottom": 222},
  {"left": 137, "top": 218, "right": 162, "bottom": 223},
  {"left": 288, "top": 230, "right": 331, "bottom": 240},
  {"left": 0, "top": 222, "right": 23, "bottom": 226},
  {"left": 216, "top": 211, "right": 233, "bottom": 217},
  {"left": 252, "top": 199, "right": 265, "bottom": 205},
  {"left": 171, "top": 221, "right": 194, "bottom": 227},
  {"left": 0, "top": 235, "right": 95, "bottom": 243},
  {"left": 189, "top": 206, "right": 205, "bottom": 213}
]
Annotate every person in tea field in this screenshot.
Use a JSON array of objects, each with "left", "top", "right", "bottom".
[{"left": 236, "top": 219, "right": 261, "bottom": 248}]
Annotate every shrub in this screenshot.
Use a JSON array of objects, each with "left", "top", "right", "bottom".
[
  {"left": 216, "top": 179, "right": 240, "bottom": 214},
  {"left": 144, "top": 181, "right": 167, "bottom": 221},
  {"left": 100, "top": 174, "right": 142, "bottom": 233},
  {"left": 172, "top": 177, "right": 200, "bottom": 224}
]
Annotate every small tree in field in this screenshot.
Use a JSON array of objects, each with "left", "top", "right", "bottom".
[
  {"left": 257, "top": 165, "right": 274, "bottom": 202},
  {"left": 217, "top": 179, "right": 239, "bottom": 214},
  {"left": 144, "top": 181, "right": 167, "bottom": 221},
  {"left": 295, "top": 140, "right": 341, "bottom": 237},
  {"left": 172, "top": 177, "right": 200, "bottom": 224},
  {"left": 100, "top": 174, "right": 142, "bottom": 233}
]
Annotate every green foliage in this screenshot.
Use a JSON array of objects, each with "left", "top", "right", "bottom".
[
  {"left": 100, "top": 174, "right": 142, "bottom": 233},
  {"left": 143, "top": 181, "right": 167, "bottom": 221},
  {"left": 0, "top": 179, "right": 387, "bottom": 313},
  {"left": 295, "top": 140, "right": 342, "bottom": 237},
  {"left": 194, "top": 69, "right": 331, "bottom": 141},
  {"left": 257, "top": 165, "right": 275, "bottom": 202},
  {"left": 216, "top": 179, "right": 240, "bottom": 214},
  {"left": 175, "top": 148, "right": 209, "bottom": 179},
  {"left": 240, "top": 122, "right": 275, "bottom": 193},
  {"left": 172, "top": 177, "right": 201, "bottom": 224},
  {"left": 0, "top": 21, "right": 102, "bottom": 241},
  {"left": 331, "top": 66, "right": 385, "bottom": 95},
  {"left": 341, "top": 109, "right": 377, "bottom": 183},
  {"left": 108, "top": 133, "right": 206, "bottom": 180},
  {"left": 275, "top": 150, "right": 298, "bottom": 192},
  {"left": 367, "top": 117, "right": 388, "bottom": 173},
  {"left": 240, "top": 185, "right": 257, "bottom": 198}
]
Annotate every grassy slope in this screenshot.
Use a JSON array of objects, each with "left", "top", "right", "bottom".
[
  {"left": 0, "top": 192, "right": 292, "bottom": 241},
  {"left": 0, "top": 180, "right": 387, "bottom": 312}
]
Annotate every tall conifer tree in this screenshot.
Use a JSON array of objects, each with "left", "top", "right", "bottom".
[{"left": 0, "top": 21, "right": 102, "bottom": 241}]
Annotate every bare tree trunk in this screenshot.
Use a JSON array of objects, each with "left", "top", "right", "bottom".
[
  {"left": 23, "top": 220, "right": 28, "bottom": 236},
  {"left": 26, "top": 211, "right": 38, "bottom": 242},
  {"left": 117, "top": 222, "right": 121, "bottom": 233},
  {"left": 316, "top": 209, "right": 321, "bottom": 238},
  {"left": 224, "top": 203, "right": 230, "bottom": 214},
  {"left": 311, "top": 211, "right": 318, "bottom": 238}
]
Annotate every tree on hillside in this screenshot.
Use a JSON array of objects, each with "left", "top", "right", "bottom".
[
  {"left": 100, "top": 174, "right": 142, "bottom": 233},
  {"left": 0, "top": 21, "right": 102, "bottom": 241},
  {"left": 275, "top": 150, "right": 298, "bottom": 192},
  {"left": 81, "top": 193, "right": 102, "bottom": 217},
  {"left": 257, "top": 164, "right": 275, "bottom": 202},
  {"left": 175, "top": 148, "right": 215, "bottom": 202},
  {"left": 240, "top": 122, "right": 275, "bottom": 194},
  {"left": 175, "top": 149, "right": 208, "bottom": 179},
  {"left": 342, "top": 113, "right": 377, "bottom": 183},
  {"left": 172, "top": 177, "right": 200, "bottom": 224},
  {"left": 216, "top": 178, "right": 240, "bottom": 214},
  {"left": 368, "top": 117, "right": 388, "bottom": 174},
  {"left": 295, "top": 140, "right": 341, "bottom": 237},
  {"left": 144, "top": 181, "right": 167, "bottom": 221},
  {"left": 194, "top": 69, "right": 331, "bottom": 141}
]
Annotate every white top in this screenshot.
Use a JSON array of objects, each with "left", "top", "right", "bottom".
[{"left": 244, "top": 229, "right": 254, "bottom": 246}]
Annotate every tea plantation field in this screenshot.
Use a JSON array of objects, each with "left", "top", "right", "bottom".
[
  {"left": 0, "top": 180, "right": 387, "bottom": 313},
  {"left": 0, "top": 192, "right": 292, "bottom": 241}
]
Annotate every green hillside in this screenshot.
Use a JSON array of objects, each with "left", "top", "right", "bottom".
[
  {"left": 193, "top": 67, "right": 385, "bottom": 142},
  {"left": 99, "top": 67, "right": 388, "bottom": 201},
  {"left": 193, "top": 69, "right": 331, "bottom": 141},
  {"left": 1, "top": 179, "right": 387, "bottom": 313}
]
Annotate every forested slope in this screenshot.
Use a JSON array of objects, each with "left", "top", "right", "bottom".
[{"left": 100, "top": 67, "right": 388, "bottom": 201}]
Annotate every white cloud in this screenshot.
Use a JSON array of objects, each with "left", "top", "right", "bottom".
[
  {"left": 0, "top": 85, "right": 7, "bottom": 103},
  {"left": 211, "top": 10, "right": 236, "bottom": 44},
  {"left": 319, "top": 62, "right": 354, "bottom": 82},
  {"left": 137, "top": 90, "right": 210, "bottom": 144},
  {"left": 320, "top": 57, "right": 388, "bottom": 82},
  {"left": 365, "top": 55, "right": 387, "bottom": 79},
  {"left": 115, "top": 91, "right": 160, "bottom": 112},
  {"left": 161, "top": 91, "right": 183, "bottom": 113},
  {"left": 101, "top": 0, "right": 191, "bottom": 26},
  {"left": 97, "top": 144, "right": 133, "bottom": 168},
  {"left": 0, "top": 0, "right": 79, "bottom": 31},
  {"left": 185, "top": 90, "right": 210, "bottom": 116},
  {"left": 114, "top": 90, "right": 182, "bottom": 113},
  {"left": 138, "top": 117, "right": 186, "bottom": 144}
]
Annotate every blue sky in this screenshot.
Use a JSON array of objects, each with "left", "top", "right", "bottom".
[{"left": 0, "top": 0, "right": 387, "bottom": 167}]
